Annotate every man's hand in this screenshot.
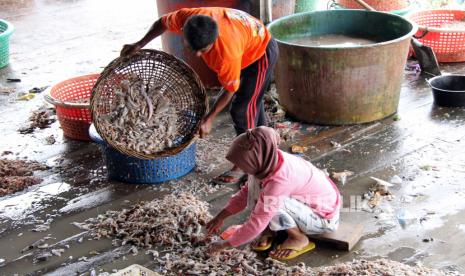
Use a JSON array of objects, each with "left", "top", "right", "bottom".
[
  {"left": 199, "top": 116, "right": 213, "bottom": 138},
  {"left": 119, "top": 18, "right": 166, "bottom": 59},
  {"left": 120, "top": 43, "right": 142, "bottom": 58},
  {"left": 198, "top": 89, "right": 235, "bottom": 139},
  {"left": 206, "top": 241, "right": 231, "bottom": 255},
  {"left": 206, "top": 215, "right": 224, "bottom": 236}
]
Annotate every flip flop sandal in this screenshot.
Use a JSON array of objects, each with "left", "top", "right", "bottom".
[
  {"left": 212, "top": 170, "right": 246, "bottom": 185},
  {"left": 251, "top": 234, "right": 274, "bottom": 252},
  {"left": 270, "top": 241, "right": 316, "bottom": 261}
]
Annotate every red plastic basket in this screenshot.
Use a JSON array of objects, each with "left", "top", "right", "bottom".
[
  {"left": 336, "top": 0, "right": 408, "bottom": 11},
  {"left": 45, "top": 74, "right": 99, "bottom": 141},
  {"left": 408, "top": 10, "right": 465, "bottom": 62}
]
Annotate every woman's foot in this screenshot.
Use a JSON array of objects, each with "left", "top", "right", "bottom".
[
  {"left": 269, "top": 227, "right": 314, "bottom": 260},
  {"left": 251, "top": 228, "right": 275, "bottom": 251},
  {"left": 212, "top": 166, "right": 246, "bottom": 185}
]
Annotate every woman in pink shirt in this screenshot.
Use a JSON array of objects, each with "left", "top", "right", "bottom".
[{"left": 206, "top": 126, "right": 341, "bottom": 260}]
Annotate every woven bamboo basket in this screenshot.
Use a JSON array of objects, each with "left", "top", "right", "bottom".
[{"left": 91, "top": 50, "right": 207, "bottom": 159}]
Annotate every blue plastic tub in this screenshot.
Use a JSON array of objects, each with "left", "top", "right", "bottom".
[{"left": 89, "top": 125, "right": 196, "bottom": 184}]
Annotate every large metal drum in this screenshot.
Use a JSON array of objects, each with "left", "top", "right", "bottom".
[{"left": 268, "top": 10, "right": 417, "bottom": 125}]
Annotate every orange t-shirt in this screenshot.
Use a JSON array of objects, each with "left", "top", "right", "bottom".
[{"left": 161, "top": 7, "right": 271, "bottom": 92}]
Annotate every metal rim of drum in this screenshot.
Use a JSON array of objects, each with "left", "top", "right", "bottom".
[
  {"left": 90, "top": 49, "right": 208, "bottom": 159},
  {"left": 268, "top": 10, "right": 418, "bottom": 49}
]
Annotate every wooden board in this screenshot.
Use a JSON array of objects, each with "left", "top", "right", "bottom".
[{"left": 309, "top": 223, "right": 364, "bottom": 251}]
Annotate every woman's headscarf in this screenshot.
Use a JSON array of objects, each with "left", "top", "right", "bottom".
[{"left": 226, "top": 126, "right": 281, "bottom": 179}]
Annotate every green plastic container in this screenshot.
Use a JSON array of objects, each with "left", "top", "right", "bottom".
[
  {"left": 331, "top": 1, "right": 417, "bottom": 16},
  {"left": 0, "top": 19, "right": 14, "bottom": 68},
  {"left": 295, "top": 0, "right": 319, "bottom": 13}
]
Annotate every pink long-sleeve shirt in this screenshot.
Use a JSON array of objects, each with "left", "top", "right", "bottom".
[{"left": 224, "top": 150, "right": 341, "bottom": 247}]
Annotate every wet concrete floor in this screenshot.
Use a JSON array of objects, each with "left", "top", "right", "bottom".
[{"left": 1, "top": 0, "right": 465, "bottom": 275}]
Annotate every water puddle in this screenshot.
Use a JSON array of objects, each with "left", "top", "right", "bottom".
[
  {"left": 0, "top": 182, "right": 70, "bottom": 220},
  {"left": 59, "top": 187, "right": 113, "bottom": 213}
]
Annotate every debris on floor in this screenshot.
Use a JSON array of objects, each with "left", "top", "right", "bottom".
[
  {"left": 420, "top": 164, "right": 437, "bottom": 171},
  {"left": 274, "top": 121, "right": 300, "bottom": 141},
  {"left": 263, "top": 84, "right": 303, "bottom": 142},
  {"left": 313, "top": 258, "right": 453, "bottom": 275},
  {"left": 405, "top": 62, "right": 421, "bottom": 76},
  {"left": 195, "top": 134, "right": 234, "bottom": 180},
  {"left": 331, "top": 170, "right": 354, "bottom": 186},
  {"left": 34, "top": 252, "right": 53, "bottom": 263},
  {"left": 44, "top": 135, "right": 56, "bottom": 145},
  {"left": 157, "top": 246, "right": 455, "bottom": 275},
  {"left": 28, "top": 86, "right": 49, "bottom": 94},
  {"left": 156, "top": 247, "right": 301, "bottom": 275},
  {"left": 76, "top": 193, "right": 212, "bottom": 248},
  {"left": 290, "top": 144, "right": 308, "bottom": 154},
  {"left": 0, "top": 158, "right": 48, "bottom": 196},
  {"left": 422, "top": 237, "right": 434, "bottom": 243},
  {"left": 396, "top": 209, "right": 419, "bottom": 229},
  {"left": 0, "top": 87, "right": 16, "bottom": 94},
  {"left": 264, "top": 84, "right": 286, "bottom": 122},
  {"left": 6, "top": 78, "right": 21, "bottom": 83},
  {"left": 361, "top": 177, "right": 396, "bottom": 211},
  {"left": 18, "top": 105, "right": 56, "bottom": 134},
  {"left": 17, "top": 93, "right": 36, "bottom": 101},
  {"left": 32, "top": 223, "right": 51, "bottom": 232},
  {"left": 370, "top": 177, "right": 394, "bottom": 195},
  {"left": 330, "top": 141, "right": 342, "bottom": 148},
  {"left": 170, "top": 177, "right": 224, "bottom": 197},
  {"left": 21, "top": 236, "right": 53, "bottom": 254}
]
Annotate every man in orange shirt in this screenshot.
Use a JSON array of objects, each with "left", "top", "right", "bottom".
[{"left": 121, "top": 7, "right": 278, "bottom": 184}]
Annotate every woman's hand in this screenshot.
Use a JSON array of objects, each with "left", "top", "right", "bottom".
[
  {"left": 206, "top": 215, "right": 224, "bottom": 236},
  {"left": 206, "top": 240, "right": 231, "bottom": 255}
]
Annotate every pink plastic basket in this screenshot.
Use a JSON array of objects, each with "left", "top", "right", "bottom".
[
  {"left": 45, "top": 74, "right": 99, "bottom": 141},
  {"left": 408, "top": 10, "right": 465, "bottom": 62}
]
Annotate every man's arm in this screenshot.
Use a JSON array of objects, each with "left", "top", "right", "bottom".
[
  {"left": 120, "top": 18, "right": 167, "bottom": 57},
  {"left": 199, "top": 88, "right": 234, "bottom": 138}
]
